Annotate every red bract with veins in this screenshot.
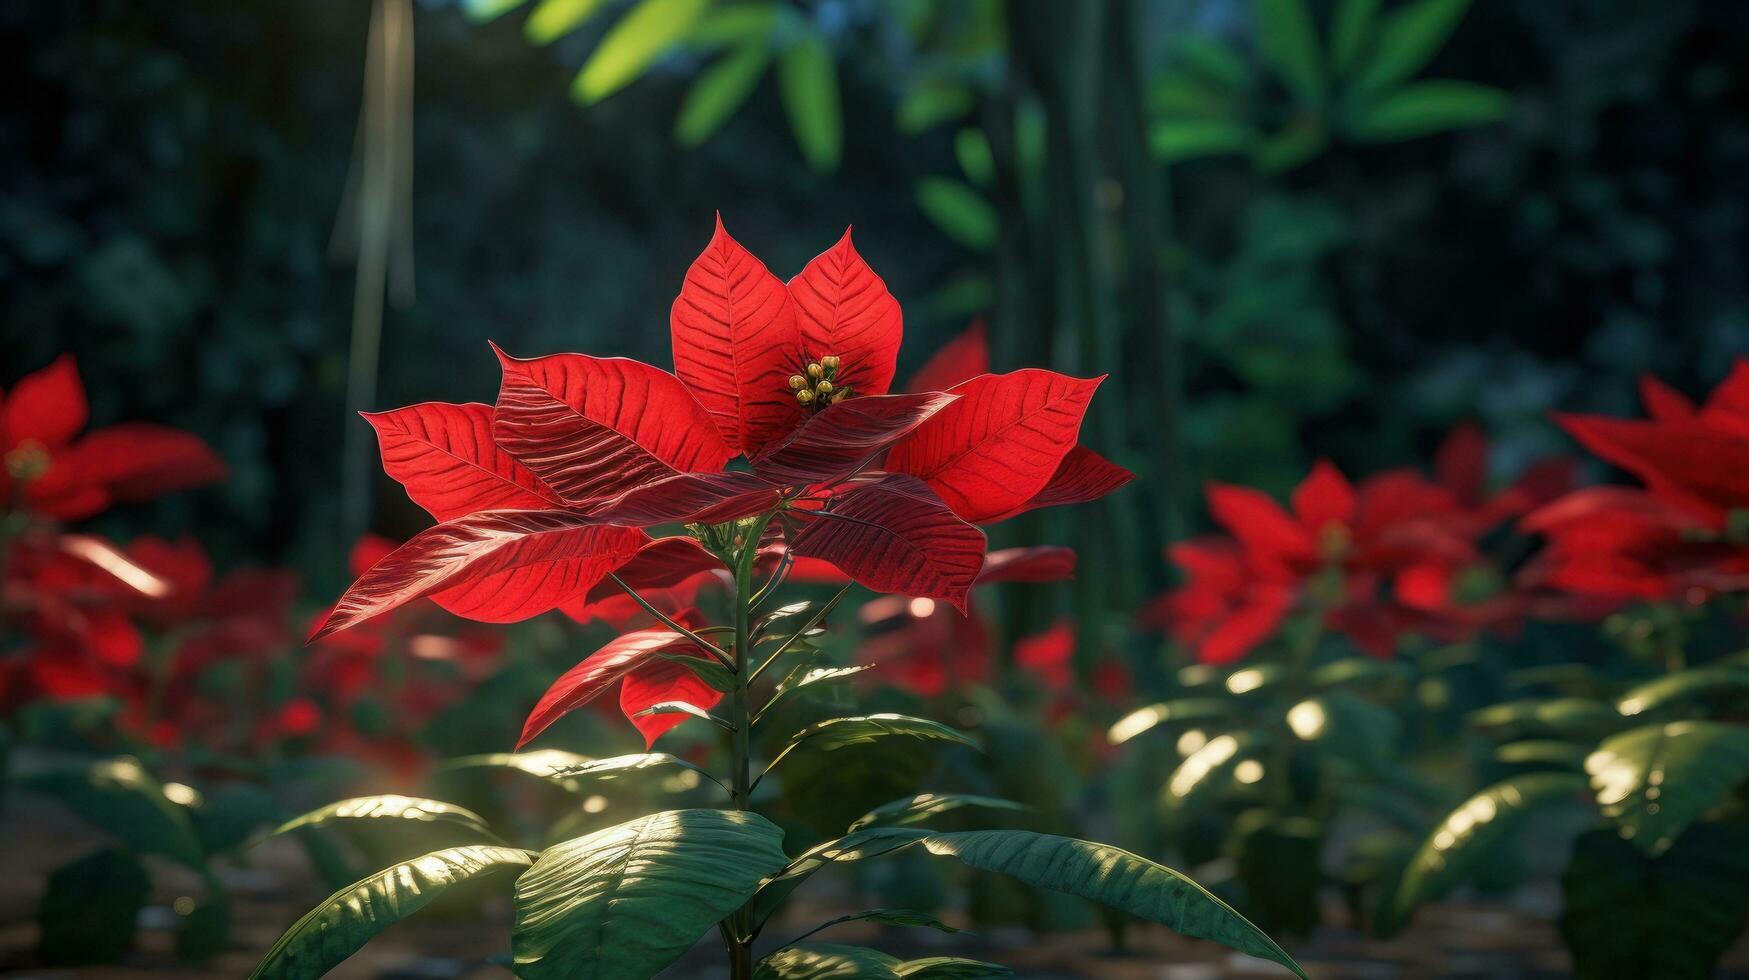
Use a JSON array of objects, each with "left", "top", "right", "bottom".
[
  {"left": 1142, "top": 460, "right": 1485, "bottom": 664},
  {"left": 1521, "top": 364, "right": 1749, "bottom": 601},
  {"left": 319, "top": 218, "right": 1131, "bottom": 748}
]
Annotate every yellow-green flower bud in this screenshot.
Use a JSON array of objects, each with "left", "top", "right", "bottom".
[
  {"left": 815, "top": 380, "right": 833, "bottom": 396},
  {"left": 788, "top": 374, "right": 807, "bottom": 390},
  {"left": 820, "top": 355, "right": 841, "bottom": 372},
  {"left": 806, "top": 362, "right": 824, "bottom": 379},
  {"left": 796, "top": 388, "right": 816, "bottom": 405}
]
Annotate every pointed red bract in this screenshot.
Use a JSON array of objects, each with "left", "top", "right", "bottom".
[
  {"left": 1555, "top": 412, "right": 1749, "bottom": 520},
  {"left": 620, "top": 654, "right": 724, "bottom": 747},
  {"left": 31, "top": 424, "right": 227, "bottom": 520},
  {"left": 885, "top": 369, "right": 1102, "bottom": 523},
  {"left": 517, "top": 626, "right": 698, "bottom": 747},
  {"left": 4, "top": 355, "right": 87, "bottom": 447},
  {"left": 313, "top": 510, "right": 646, "bottom": 638},
  {"left": 907, "top": 320, "right": 988, "bottom": 394},
  {"left": 1638, "top": 375, "right": 1695, "bottom": 422},
  {"left": 975, "top": 546, "right": 1076, "bottom": 585},
  {"left": 788, "top": 228, "right": 903, "bottom": 398},
  {"left": 790, "top": 474, "right": 985, "bottom": 612},
  {"left": 366, "top": 402, "right": 562, "bottom": 521},
  {"left": 670, "top": 217, "right": 803, "bottom": 455},
  {"left": 584, "top": 471, "right": 781, "bottom": 526},
  {"left": 493, "top": 347, "right": 733, "bottom": 508},
  {"left": 751, "top": 391, "right": 957, "bottom": 486},
  {"left": 1292, "top": 460, "right": 1357, "bottom": 531},
  {"left": 979, "top": 445, "right": 1134, "bottom": 522},
  {"left": 1206, "top": 481, "right": 1314, "bottom": 570}
]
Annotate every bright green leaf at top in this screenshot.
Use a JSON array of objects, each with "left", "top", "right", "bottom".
[
  {"left": 675, "top": 45, "right": 771, "bottom": 147},
  {"left": 777, "top": 33, "right": 843, "bottom": 172},
  {"left": 250, "top": 845, "right": 532, "bottom": 980},
  {"left": 572, "top": 0, "right": 712, "bottom": 105},
  {"left": 915, "top": 178, "right": 998, "bottom": 252},
  {"left": 525, "top": 0, "right": 610, "bottom": 45},
  {"left": 1346, "top": 80, "right": 1508, "bottom": 142},
  {"left": 1349, "top": 0, "right": 1471, "bottom": 95},
  {"left": 1253, "top": 0, "right": 1324, "bottom": 106},
  {"left": 1328, "top": 0, "right": 1380, "bottom": 76},
  {"left": 1587, "top": 721, "right": 1749, "bottom": 857},
  {"left": 514, "top": 809, "right": 789, "bottom": 980}
]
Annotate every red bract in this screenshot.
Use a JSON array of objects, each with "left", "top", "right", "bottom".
[
  {"left": 1142, "top": 460, "right": 1483, "bottom": 664},
  {"left": 1522, "top": 364, "right": 1749, "bottom": 600},
  {"left": 1, "top": 356, "right": 225, "bottom": 521},
  {"left": 322, "top": 219, "right": 1130, "bottom": 636}
]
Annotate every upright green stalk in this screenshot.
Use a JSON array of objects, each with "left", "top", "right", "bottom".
[{"left": 725, "top": 523, "right": 763, "bottom": 980}]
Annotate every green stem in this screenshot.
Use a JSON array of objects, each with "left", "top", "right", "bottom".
[{"left": 726, "top": 523, "right": 764, "bottom": 980}]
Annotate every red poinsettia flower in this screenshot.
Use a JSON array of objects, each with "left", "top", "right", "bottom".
[
  {"left": 1521, "top": 364, "right": 1749, "bottom": 601},
  {"left": 0, "top": 355, "right": 226, "bottom": 521},
  {"left": 317, "top": 219, "right": 1132, "bottom": 641},
  {"left": 1141, "top": 460, "right": 1481, "bottom": 664}
]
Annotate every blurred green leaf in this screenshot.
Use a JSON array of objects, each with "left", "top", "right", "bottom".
[
  {"left": 1150, "top": 119, "right": 1257, "bottom": 162},
  {"left": 1347, "top": 80, "right": 1508, "bottom": 141},
  {"left": 1616, "top": 665, "right": 1749, "bottom": 717},
  {"left": 896, "top": 80, "right": 976, "bottom": 135},
  {"left": 462, "top": 0, "right": 530, "bottom": 22},
  {"left": 572, "top": 0, "right": 712, "bottom": 105},
  {"left": 687, "top": 2, "right": 778, "bottom": 49},
  {"left": 525, "top": 0, "right": 610, "bottom": 45},
  {"left": 27, "top": 758, "right": 206, "bottom": 868},
  {"left": 1174, "top": 36, "right": 1253, "bottom": 90},
  {"left": 1587, "top": 721, "right": 1749, "bottom": 857},
  {"left": 848, "top": 793, "right": 1029, "bottom": 832},
  {"left": 954, "top": 128, "right": 995, "bottom": 187},
  {"left": 777, "top": 34, "right": 843, "bottom": 172},
  {"left": 1253, "top": 0, "right": 1324, "bottom": 106},
  {"left": 263, "top": 795, "right": 499, "bottom": 844},
  {"left": 1329, "top": 0, "right": 1380, "bottom": 76},
  {"left": 915, "top": 178, "right": 998, "bottom": 252},
  {"left": 37, "top": 848, "right": 149, "bottom": 966},
  {"left": 1251, "top": 117, "right": 1328, "bottom": 172},
  {"left": 1350, "top": 0, "right": 1471, "bottom": 95}
]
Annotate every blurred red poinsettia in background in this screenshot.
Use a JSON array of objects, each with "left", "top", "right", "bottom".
[{"left": 1521, "top": 364, "right": 1749, "bottom": 601}]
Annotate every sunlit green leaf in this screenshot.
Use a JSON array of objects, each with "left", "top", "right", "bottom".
[
  {"left": 848, "top": 793, "right": 1029, "bottom": 832},
  {"left": 915, "top": 177, "right": 998, "bottom": 252},
  {"left": 1468, "top": 697, "right": 1624, "bottom": 741},
  {"left": 525, "top": 0, "right": 610, "bottom": 45},
  {"left": 572, "top": 0, "right": 711, "bottom": 105},
  {"left": 250, "top": 846, "right": 532, "bottom": 980},
  {"left": 27, "top": 757, "right": 205, "bottom": 867},
  {"left": 630, "top": 700, "right": 732, "bottom": 730},
  {"left": 1495, "top": 740, "right": 1589, "bottom": 770},
  {"left": 675, "top": 44, "right": 772, "bottom": 148},
  {"left": 514, "top": 809, "right": 788, "bottom": 979},
  {"left": 798, "top": 907, "right": 964, "bottom": 939},
  {"left": 1347, "top": 80, "right": 1508, "bottom": 141},
  {"left": 462, "top": 0, "right": 530, "bottom": 23},
  {"left": 1162, "top": 731, "right": 1268, "bottom": 816},
  {"left": 687, "top": 2, "right": 779, "bottom": 49},
  {"left": 1587, "top": 720, "right": 1749, "bottom": 856},
  {"left": 263, "top": 795, "right": 498, "bottom": 844},
  {"left": 773, "top": 714, "right": 978, "bottom": 772},
  {"left": 1616, "top": 665, "right": 1749, "bottom": 718},
  {"left": 1349, "top": 0, "right": 1471, "bottom": 95},
  {"left": 548, "top": 752, "right": 726, "bottom": 793},
  {"left": 777, "top": 33, "right": 842, "bottom": 172},
  {"left": 1253, "top": 0, "right": 1324, "bottom": 106},
  {"left": 442, "top": 749, "right": 596, "bottom": 790},
  {"left": 1106, "top": 699, "right": 1232, "bottom": 745}
]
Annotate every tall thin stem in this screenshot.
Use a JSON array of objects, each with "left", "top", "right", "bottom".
[{"left": 725, "top": 524, "right": 763, "bottom": 980}]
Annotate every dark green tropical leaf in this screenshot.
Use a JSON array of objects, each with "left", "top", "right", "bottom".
[
  {"left": 848, "top": 793, "right": 1030, "bottom": 832},
  {"left": 1385, "top": 773, "right": 1588, "bottom": 934},
  {"left": 1253, "top": 0, "right": 1324, "bottom": 106},
  {"left": 1349, "top": 0, "right": 1470, "bottom": 95},
  {"left": 250, "top": 845, "right": 532, "bottom": 980},
  {"left": 797, "top": 907, "right": 963, "bottom": 940},
  {"left": 1347, "top": 80, "right": 1508, "bottom": 141},
  {"left": 263, "top": 795, "right": 498, "bottom": 844},
  {"left": 525, "top": 0, "right": 610, "bottom": 45},
  {"left": 1468, "top": 698, "right": 1624, "bottom": 741},
  {"left": 1251, "top": 116, "right": 1328, "bottom": 172},
  {"left": 774, "top": 714, "right": 978, "bottom": 768},
  {"left": 27, "top": 757, "right": 205, "bottom": 867},
  {"left": 549, "top": 752, "right": 727, "bottom": 794},
  {"left": 777, "top": 33, "right": 842, "bottom": 172},
  {"left": 1287, "top": 693, "right": 1400, "bottom": 766},
  {"left": 675, "top": 44, "right": 772, "bottom": 148},
  {"left": 461, "top": 0, "right": 528, "bottom": 22},
  {"left": 1149, "top": 120, "right": 1257, "bottom": 162},
  {"left": 1175, "top": 36, "right": 1254, "bottom": 89},
  {"left": 514, "top": 809, "right": 789, "bottom": 980},
  {"left": 1562, "top": 823, "right": 1749, "bottom": 980},
  {"left": 442, "top": 749, "right": 595, "bottom": 789},
  {"left": 1329, "top": 0, "right": 1381, "bottom": 76},
  {"left": 656, "top": 650, "right": 739, "bottom": 692},
  {"left": 757, "top": 943, "right": 901, "bottom": 979},
  {"left": 1495, "top": 740, "right": 1589, "bottom": 770},
  {"left": 1587, "top": 721, "right": 1749, "bottom": 856},
  {"left": 1107, "top": 699, "right": 1233, "bottom": 745},
  {"left": 189, "top": 783, "right": 284, "bottom": 855},
  {"left": 572, "top": 0, "right": 711, "bottom": 105},
  {"left": 37, "top": 848, "right": 149, "bottom": 966},
  {"left": 915, "top": 178, "right": 998, "bottom": 252},
  {"left": 896, "top": 81, "right": 976, "bottom": 135},
  {"left": 897, "top": 957, "right": 1013, "bottom": 978},
  {"left": 954, "top": 128, "right": 995, "bottom": 187},
  {"left": 1616, "top": 666, "right": 1749, "bottom": 718}
]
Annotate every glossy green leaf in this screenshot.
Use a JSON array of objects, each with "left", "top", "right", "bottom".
[
  {"left": 1161, "top": 731, "right": 1268, "bottom": 816},
  {"left": 572, "top": 0, "right": 711, "bottom": 105},
  {"left": 1587, "top": 720, "right": 1749, "bottom": 856},
  {"left": 1107, "top": 699, "right": 1232, "bottom": 745},
  {"left": 549, "top": 752, "right": 727, "bottom": 793},
  {"left": 1386, "top": 773, "right": 1587, "bottom": 934},
  {"left": 525, "top": 0, "right": 610, "bottom": 44},
  {"left": 27, "top": 757, "right": 205, "bottom": 867},
  {"left": 772, "top": 714, "right": 978, "bottom": 775},
  {"left": 1347, "top": 80, "right": 1508, "bottom": 141},
  {"left": 675, "top": 44, "right": 772, "bottom": 148},
  {"left": 777, "top": 33, "right": 842, "bottom": 172},
  {"left": 263, "top": 795, "right": 498, "bottom": 844},
  {"left": 1253, "top": 0, "right": 1324, "bottom": 106},
  {"left": 656, "top": 650, "right": 739, "bottom": 691},
  {"left": 1328, "top": 0, "right": 1380, "bottom": 76},
  {"left": 514, "top": 809, "right": 789, "bottom": 979},
  {"left": 251, "top": 845, "right": 532, "bottom": 980},
  {"left": 1616, "top": 665, "right": 1749, "bottom": 718},
  {"left": 1287, "top": 693, "right": 1400, "bottom": 766},
  {"left": 915, "top": 177, "right": 998, "bottom": 251},
  {"left": 797, "top": 907, "right": 963, "bottom": 940},
  {"left": 758, "top": 943, "right": 901, "bottom": 979},
  {"left": 1561, "top": 823, "right": 1749, "bottom": 980},
  {"left": 848, "top": 793, "right": 1029, "bottom": 832},
  {"left": 1350, "top": 0, "right": 1470, "bottom": 95},
  {"left": 1149, "top": 120, "right": 1257, "bottom": 162},
  {"left": 1311, "top": 656, "right": 1409, "bottom": 690},
  {"left": 442, "top": 749, "right": 595, "bottom": 789},
  {"left": 631, "top": 700, "right": 733, "bottom": 730}
]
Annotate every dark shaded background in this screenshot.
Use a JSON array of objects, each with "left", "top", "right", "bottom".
[{"left": 4, "top": 0, "right": 1747, "bottom": 607}]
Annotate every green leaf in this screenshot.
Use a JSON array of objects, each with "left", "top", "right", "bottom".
[
  {"left": 1495, "top": 740, "right": 1590, "bottom": 770},
  {"left": 798, "top": 907, "right": 963, "bottom": 939},
  {"left": 462, "top": 0, "right": 529, "bottom": 23},
  {"left": 1175, "top": 36, "right": 1253, "bottom": 89},
  {"left": 263, "top": 795, "right": 499, "bottom": 844},
  {"left": 37, "top": 848, "right": 149, "bottom": 966},
  {"left": 1311, "top": 655, "right": 1409, "bottom": 690},
  {"left": 1561, "top": 823, "right": 1749, "bottom": 980},
  {"left": 1586, "top": 721, "right": 1749, "bottom": 856},
  {"left": 675, "top": 44, "right": 772, "bottom": 148},
  {"left": 442, "top": 749, "right": 596, "bottom": 789},
  {"left": 525, "top": 0, "right": 610, "bottom": 45},
  {"left": 954, "top": 128, "right": 995, "bottom": 187},
  {"left": 915, "top": 178, "right": 998, "bottom": 252},
  {"left": 1347, "top": 80, "right": 1508, "bottom": 141},
  {"left": 686, "top": 2, "right": 778, "bottom": 49},
  {"left": 777, "top": 33, "right": 842, "bottom": 172},
  {"left": 1252, "top": 0, "right": 1324, "bottom": 106},
  {"left": 915, "top": 831, "right": 1305, "bottom": 977},
  {"left": 1349, "top": 0, "right": 1471, "bottom": 95},
  {"left": 1328, "top": 0, "right": 1380, "bottom": 76},
  {"left": 1287, "top": 693, "right": 1400, "bottom": 766},
  {"left": 896, "top": 80, "right": 976, "bottom": 135},
  {"left": 1107, "top": 699, "right": 1232, "bottom": 745},
  {"left": 631, "top": 700, "right": 733, "bottom": 730},
  {"left": 1250, "top": 116, "right": 1328, "bottom": 172},
  {"left": 1385, "top": 773, "right": 1588, "bottom": 934},
  {"left": 548, "top": 752, "right": 727, "bottom": 793},
  {"left": 848, "top": 793, "right": 1029, "bottom": 832},
  {"left": 27, "top": 757, "right": 205, "bottom": 867},
  {"left": 656, "top": 650, "right": 740, "bottom": 692},
  {"left": 758, "top": 943, "right": 901, "bottom": 979},
  {"left": 1468, "top": 697, "right": 1624, "bottom": 741},
  {"left": 1161, "top": 731, "right": 1268, "bottom": 816},
  {"left": 572, "top": 0, "right": 712, "bottom": 105},
  {"left": 514, "top": 809, "right": 789, "bottom": 979},
  {"left": 772, "top": 714, "right": 979, "bottom": 776},
  {"left": 1149, "top": 120, "right": 1257, "bottom": 163},
  {"left": 1616, "top": 665, "right": 1749, "bottom": 718},
  {"left": 897, "top": 957, "right": 1013, "bottom": 978},
  {"left": 250, "top": 845, "right": 532, "bottom": 980}
]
